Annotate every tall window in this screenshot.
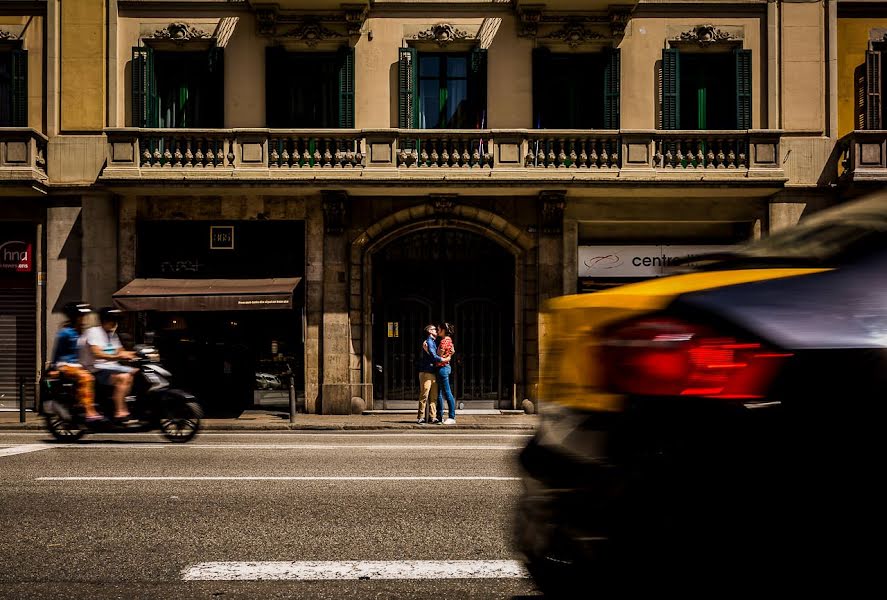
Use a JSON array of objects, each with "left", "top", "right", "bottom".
[
  {"left": 131, "top": 46, "right": 224, "bottom": 128},
  {"left": 265, "top": 47, "right": 354, "bottom": 128},
  {"left": 661, "top": 48, "right": 752, "bottom": 130},
  {"left": 398, "top": 47, "right": 487, "bottom": 129},
  {"left": 858, "top": 46, "right": 884, "bottom": 129},
  {"left": 532, "top": 48, "right": 620, "bottom": 129},
  {"left": 0, "top": 47, "right": 27, "bottom": 127}
]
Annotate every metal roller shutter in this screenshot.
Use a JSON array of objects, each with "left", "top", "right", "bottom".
[{"left": 0, "top": 288, "right": 36, "bottom": 410}]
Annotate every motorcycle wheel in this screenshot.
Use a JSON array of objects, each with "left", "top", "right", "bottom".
[
  {"left": 45, "top": 415, "right": 86, "bottom": 442},
  {"left": 160, "top": 402, "right": 202, "bottom": 443}
]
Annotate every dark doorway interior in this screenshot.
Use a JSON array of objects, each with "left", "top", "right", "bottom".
[{"left": 372, "top": 229, "right": 514, "bottom": 407}]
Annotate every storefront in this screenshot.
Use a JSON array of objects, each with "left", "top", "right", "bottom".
[
  {"left": 0, "top": 222, "right": 37, "bottom": 410},
  {"left": 115, "top": 220, "right": 306, "bottom": 415}
]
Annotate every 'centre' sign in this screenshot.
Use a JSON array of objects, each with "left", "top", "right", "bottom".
[{"left": 578, "top": 245, "right": 732, "bottom": 278}]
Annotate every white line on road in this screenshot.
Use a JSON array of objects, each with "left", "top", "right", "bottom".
[
  {"left": 0, "top": 432, "right": 532, "bottom": 438},
  {"left": 38, "top": 476, "right": 521, "bottom": 481},
  {"left": 0, "top": 444, "right": 50, "bottom": 458},
  {"left": 31, "top": 444, "right": 523, "bottom": 450},
  {"left": 181, "top": 560, "right": 529, "bottom": 581}
]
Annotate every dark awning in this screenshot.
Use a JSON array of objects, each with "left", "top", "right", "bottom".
[{"left": 112, "top": 278, "right": 302, "bottom": 312}]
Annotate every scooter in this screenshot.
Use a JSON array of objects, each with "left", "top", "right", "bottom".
[{"left": 40, "top": 346, "right": 202, "bottom": 443}]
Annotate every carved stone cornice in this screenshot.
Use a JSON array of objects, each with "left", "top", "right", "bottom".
[
  {"left": 282, "top": 19, "right": 343, "bottom": 47},
  {"left": 148, "top": 22, "right": 212, "bottom": 42},
  {"left": 343, "top": 4, "right": 369, "bottom": 37},
  {"left": 322, "top": 191, "right": 349, "bottom": 235},
  {"left": 415, "top": 24, "right": 471, "bottom": 47},
  {"left": 609, "top": 6, "right": 632, "bottom": 38},
  {"left": 541, "top": 20, "right": 606, "bottom": 48},
  {"left": 674, "top": 24, "right": 734, "bottom": 46},
  {"left": 539, "top": 191, "right": 566, "bottom": 236}
]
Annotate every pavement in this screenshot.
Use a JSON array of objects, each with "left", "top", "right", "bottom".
[{"left": 0, "top": 409, "right": 538, "bottom": 431}]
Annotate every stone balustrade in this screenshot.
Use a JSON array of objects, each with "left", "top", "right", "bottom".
[
  {"left": 102, "top": 128, "right": 785, "bottom": 182},
  {"left": 839, "top": 131, "right": 887, "bottom": 183},
  {"left": 0, "top": 128, "right": 48, "bottom": 182}
]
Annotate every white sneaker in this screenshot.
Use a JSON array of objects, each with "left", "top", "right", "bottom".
[
  {"left": 417, "top": 418, "right": 426, "bottom": 424},
  {"left": 443, "top": 418, "right": 456, "bottom": 425}
]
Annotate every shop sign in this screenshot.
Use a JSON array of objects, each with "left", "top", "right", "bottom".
[
  {"left": 579, "top": 244, "right": 732, "bottom": 278},
  {"left": 210, "top": 226, "right": 235, "bottom": 250},
  {"left": 0, "top": 240, "right": 32, "bottom": 273}
]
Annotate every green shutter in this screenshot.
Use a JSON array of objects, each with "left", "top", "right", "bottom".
[
  {"left": 208, "top": 45, "right": 224, "bottom": 127},
  {"left": 532, "top": 47, "right": 550, "bottom": 129},
  {"left": 131, "top": 46, "right": 155, "bottom": 127},
  {"left": 735, "top": 48, "right": 752, "bottom": 130},
  {"left": 662, "top": 48, "right": 680, "bottom": 130},
  {"left": 10, "top": 48, "right": 27, "bottom": 127},
  {"left": 398, "top": 47, "right": 417, "bottom": 128},
  {"left": 603, "top": 47, "right": 621, "bottom": 130},
  {"left": 338, "top": 46, "right": 355, "bottom": 128},
  {"left": 865, "top": 50, "right": 882, "bottom": 130},
  {"left": 469, "top": 47, "right": 488, "bottom": 128}
]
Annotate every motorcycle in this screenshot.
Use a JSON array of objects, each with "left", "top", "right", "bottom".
[{"left": 40, "top": 345, "right": 202, "bottom": 443}]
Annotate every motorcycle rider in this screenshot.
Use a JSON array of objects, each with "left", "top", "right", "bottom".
[
  {"left": 80, "top": 307, "right": 137, "bottom": 421},
  {"left": 51, "top": 302, "right": 103, "bottom": 422}
]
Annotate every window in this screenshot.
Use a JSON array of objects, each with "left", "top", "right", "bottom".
[
  {"left": 265, "top": 47, "right": 354, "bottom": 128},
  {"left": 131, "top": 46, "right": 224, "bottom": 128},
  {"left": 398, "top": 47, "right": 486, "bottom": 129},
  {"left": 0, "top": 47, "right": 27, "bottom": 127},
  {"left": 661, "top": 48, "right": 751, "bottom": 130},
  {"left": 858, "top": 47, "right": 884, "bottom": 129},
  {"left": 532, "top": 48, "right": 620, "bottom": 129}
]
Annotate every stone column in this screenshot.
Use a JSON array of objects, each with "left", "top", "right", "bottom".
[
  {"left": 320, "top": 191, "right": 352, "bottom": 415},
  {"left": 80, "top": 195, "right": 118, "bottom": 308},
  {"left": 304, "top": 196, "right": 324, "bottom": 414},
  {"left": 44, "top": 204, "right": 82, "bottom": 346},
  {"left": 562, "top": 218, "right": 578, "bottom": 296},
  {"left": 535, "top": 191, "right": 566, "bottom": 410},
  {"left": 118, "top": 196, "right": 137, "bottom": 286}
]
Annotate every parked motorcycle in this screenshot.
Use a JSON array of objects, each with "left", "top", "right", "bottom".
[{"left": 40, "top": 346, "right": 202, "bottom": 442}]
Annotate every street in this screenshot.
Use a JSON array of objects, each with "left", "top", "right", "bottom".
[{"left": 0, "top": 431, "right": 540, "bottom": 599}]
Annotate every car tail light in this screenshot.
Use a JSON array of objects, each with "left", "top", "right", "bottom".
[{"left": 601, "top": 318, "right": 792, "bottom": 399}]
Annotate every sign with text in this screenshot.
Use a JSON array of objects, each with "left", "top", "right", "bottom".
[
  {"left": 579, "top": 245, "right": 732, "bottom": 278},
  {"left": 0, "top": 240, "right": 33, "bottom": 273},
  {"left": 210, "top": 226, "right": 235, "bottom": 250}
]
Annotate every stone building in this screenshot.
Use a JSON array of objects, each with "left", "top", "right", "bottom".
[{"left": 0, "top": 0, "right": 877, "bottom": 414}]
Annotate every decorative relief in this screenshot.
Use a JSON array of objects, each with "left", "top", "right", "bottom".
[
  {"left": 416, "top": 24, "right": 471, "bottom": 47},
  {"left": 675, "top": 25, "right": 734, "bottom": 46},
  {"left": 541, "top": 20, "right": 606, "bottom": 48},
  {"left": 343, "top": 4, "right": 369, "bottom": 36},
  {"left": 516, "top": 7, "right": 543, "bottom": 39},
  {"left": 609, "top": 7, "right": 632, "bottom": 38},
  {"left": 322, "top": 191, "right": 349, "bottom": 234},
  {"left": 148, "top": 22, "right": 212, "bottom": 42},
  {"left": 430, "top": 195, "right": 457, "bottom": 216},
  {"left": 282, "top": 19, "right": 343, "bottom": 47},
  {"left": 539, "top": 191, "right": 566, "bottom": 235},
  {"left": 0, "top": 30, "right": 15, "bottom": 41}
]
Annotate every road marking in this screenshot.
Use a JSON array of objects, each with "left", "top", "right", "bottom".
[
  {"left": 0, "top": 444, "right": 50, "bottom": 458},
  {"left": 0, "top": 432, "right": 533, "bottom": 438},
  {"left": 31, "top": 444, "right": 523, "bottom": 450},
  {"left": 38, "top": 476, "right": 521, "bottom": 482},
  {"left": 182, "top": 560, "right": 529, "bottom": 581}
]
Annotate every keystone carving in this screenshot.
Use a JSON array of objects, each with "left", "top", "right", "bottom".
[
  {"left": 416, "top": 24, "right": 471, "bottom": 47},
  {"left": 430, "top": 195, "right": 457, "bottom": 215},
  {"left": 282, "top": 19, "right": 343, "bottom": 47},
  {"left": 148, "top": 23, "right": 212, "bottom": 42},
  {"left": 675, "top": 25, "right": 734, "bottom": 46},
  {"left": 542, "top": 20, "right": 606, "bottom": 48}
]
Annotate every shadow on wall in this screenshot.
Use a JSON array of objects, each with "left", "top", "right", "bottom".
[
  {"left": 389, "top": 60, "right": 398, "bottom": 127},
  {"left": 51, "top": 211, "right": 83, "bottom": 315}
]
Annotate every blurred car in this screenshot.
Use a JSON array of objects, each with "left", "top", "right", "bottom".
[
  {"left": 516, "top": 194, "right": 887, "bottom": 594},
  {"left": 254, "top": 372, "right": 281, "bottom": 390}
]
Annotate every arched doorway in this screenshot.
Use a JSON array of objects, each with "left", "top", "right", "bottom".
[{"left": 371, "top": 228, "right": 515, "bottom": 409}]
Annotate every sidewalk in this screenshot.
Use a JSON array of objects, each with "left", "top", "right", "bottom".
[{"left": 0, "top": 410, "right": 538, "bottom": 431}]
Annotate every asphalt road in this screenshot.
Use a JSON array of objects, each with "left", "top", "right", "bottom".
[{"left": 0, "top": 431, "right": 540, "bottom": 599}]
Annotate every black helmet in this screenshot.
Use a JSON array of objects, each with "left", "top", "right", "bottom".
[
  {"left": 62, "top": 301, "right": 92, "bottom": 323},
  {"left": 98, "top": 306, "right": 123, "bottom": 323}
]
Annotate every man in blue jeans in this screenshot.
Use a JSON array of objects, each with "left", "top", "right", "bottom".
[{"left": 417, "top": 324, "right": 445, "bottom": 424}]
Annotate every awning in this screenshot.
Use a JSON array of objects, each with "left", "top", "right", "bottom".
[{"left": 112, "top": 278, "right": 302, "bottom": 312}]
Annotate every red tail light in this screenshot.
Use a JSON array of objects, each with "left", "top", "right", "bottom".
[{"left": 601, "top": 318, "right": 792, "bottom": 399}]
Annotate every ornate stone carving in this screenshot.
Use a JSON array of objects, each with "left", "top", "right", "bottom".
[
  {"left": 0, "top": 30, "right": 15, "bottom": 41},
  {"left": 255, "top": 7, "right": 277, "bottom": 36},
  {"left": 148, "top": 23, "right": 212, "bottom": 42},
  {"left": 282, "top": 19, "right": 342, "bottom": 47},
  {"left": 322, "top": 191, "right": 348, "bottom": 234},
  {"left": 675, "top": 25, "right": 734, "bottom": 46},
  {"left": 430, "top": 195, "right": 457, "bottom": 216},
  {"left": 416, "top": 24, "right": 471, "bottom": 47},
  {"left": 609, "top": 6, "right": 632, "bottom": 37},
  {"left": 517, "top": 6, "right": 543, "bottom": 39},
  {"left": 539, "top": 191, "right": 566, "bottom": 235},
  {"left": 343, "top": 4, "right": 369, "bottom": 36},
  {"left": 542, "top": 20, "right": 605, "bottom": 48}
]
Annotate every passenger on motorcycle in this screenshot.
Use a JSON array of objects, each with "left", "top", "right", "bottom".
[
  {"left": 80, "top": 307, "right": 137, "bottom": 421},
  {"left": 51, "top": 302, "right": 103, "bottom": 422}
]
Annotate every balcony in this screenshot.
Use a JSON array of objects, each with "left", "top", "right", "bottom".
[
  {"left": 100, "top": 128, "right": 785, "bottom": 186},
  {"left": 840, "top": 131, "right": 887, "bottom": 184},
  {"left": 0, "top": 128, "right": 48, "bottom": 187}
]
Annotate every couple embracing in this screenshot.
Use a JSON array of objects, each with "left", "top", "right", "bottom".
[{"left": 417, "top": 323, "right": 457, "bottom": 425}]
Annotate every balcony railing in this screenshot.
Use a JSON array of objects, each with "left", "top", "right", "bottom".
[
  {"left": 102, "top": 128, "right": 785, "bottom": 182},
  {"left": 0, "top": 128, "right": 48, "bottom": 182},
  {"left": 840, "top": 131, "right": 887, "bottom": 182}
]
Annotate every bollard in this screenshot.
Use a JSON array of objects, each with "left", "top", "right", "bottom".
[
  {"left": 288, "top": 374, "right": 297, "bottom": 423},
  {"left": 19, "top": 377, "right": 25, "bottom": 424}
]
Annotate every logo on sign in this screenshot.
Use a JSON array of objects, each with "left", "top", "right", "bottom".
[
  {"left": 210, "top": 226, "right": 235, "bottom": 250},
  {"left": 0, "top": 241, "right": 32, "bottom": 272}
]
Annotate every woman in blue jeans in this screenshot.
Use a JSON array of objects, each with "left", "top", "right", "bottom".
[{"left": 436, "top": 323, "right": 457, "bottom": 425}]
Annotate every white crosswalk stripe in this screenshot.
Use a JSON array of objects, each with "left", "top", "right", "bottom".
[{"left": 0, "top": 444, "right": 49, "bottom": 458}]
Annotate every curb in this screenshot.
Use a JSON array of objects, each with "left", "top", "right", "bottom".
[{"left": 0, "top": 423, "right": 537, "bottom": 432}]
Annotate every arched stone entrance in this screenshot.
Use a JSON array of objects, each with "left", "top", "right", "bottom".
[{"left": 349, "top": 204, "right": 537, "bottom": 410}]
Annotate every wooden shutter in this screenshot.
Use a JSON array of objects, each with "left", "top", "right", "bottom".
[
  {"left": 735, "top": 48, "right": 752, "bottom": 130},
  {"left": 10, "top": 48, "right": 27, "bottom": 127},
  {"left": 131, "top": 46, "right": 155, "bottom": 127},
  {"left": 865, "top": 50, "right": 882, "bottom": 130},
  {"left": 532, "top": 47, "right": 550, "bottom": 129},
  {"left": 208, "top": 45, "right": 225, "bottom": 127},
  {"left": 662, "top": 48, "right": 680, "bottom": 130},
  {"left": 398, "top": 47, "right": 417, "bottom": 128},
  {"left": 469, "top": 47, "right": 488, "bottom": 128},
  {"left": 604, "top": 47, "right": 621, "bottom": 130},
  {"left": 338, "top": 46, "right": 355, "bottom": 128}
]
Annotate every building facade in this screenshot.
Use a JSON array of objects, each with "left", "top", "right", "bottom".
[{"left": 0, "top": 0, "right": 874, "bottom": 414}]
